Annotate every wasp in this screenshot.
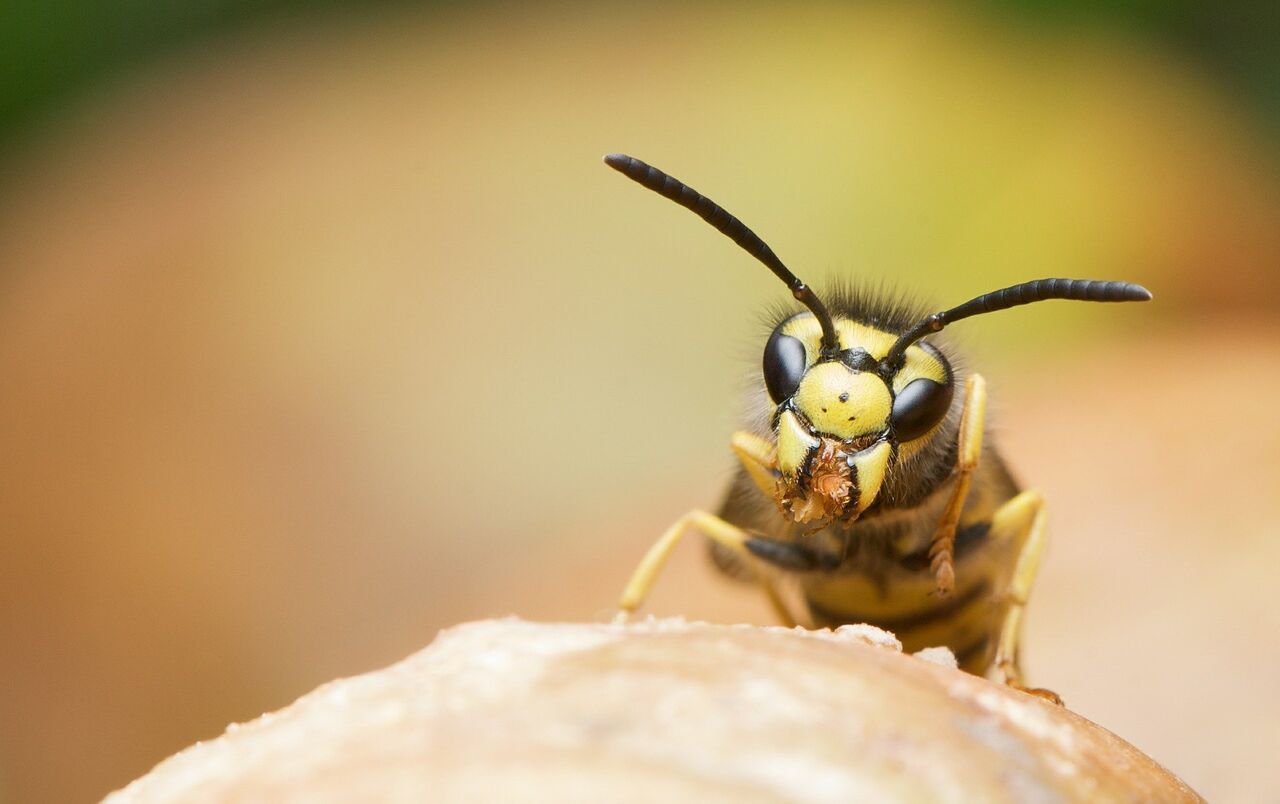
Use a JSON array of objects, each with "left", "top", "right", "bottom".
[{"left": 604, "top": 153, "right": 1150, "bottom": 698}]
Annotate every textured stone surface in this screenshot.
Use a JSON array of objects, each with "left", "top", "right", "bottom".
[{"left": 106, "top": 619, "right": 1201, "bottom": 803}]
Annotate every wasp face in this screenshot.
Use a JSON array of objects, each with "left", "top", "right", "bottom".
[{"left": 762, "top": 313, "right": 954, "bottom": 525}]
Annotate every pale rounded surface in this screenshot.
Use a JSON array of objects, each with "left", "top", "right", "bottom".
[{"left": 106, "top": 619, "right": 1201, "bottom": 803}]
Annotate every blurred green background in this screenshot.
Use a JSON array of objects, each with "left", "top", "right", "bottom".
[{"left": 1, "top": 2, "right": 1277, "bottom": 801}]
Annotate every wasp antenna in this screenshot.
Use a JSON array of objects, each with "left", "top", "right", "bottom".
[
  {"left": 603, "top": 153, "right": 839, "bottom": 352},
  {"left": 882, "top": 278, "right": 1152, "bottom": 368}
]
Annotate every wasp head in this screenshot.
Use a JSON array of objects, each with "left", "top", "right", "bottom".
[
  {"left": 763, "top": 313, "right": 954, "bottom": 525},
  {"left": 602, "top": 153, "right": 1151, "bottom": 528}
]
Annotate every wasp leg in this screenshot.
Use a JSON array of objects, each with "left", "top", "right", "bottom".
[
  {"left": 708, "top": 431, "right": 784, "bottom": 580},
  {"left": 989, "top": 490, "right": 1062, "bottom": 705},
  {"left": 617, "top": 510, "right": 797, "bottom": 628},
  {"left": 730, "top": 431, "right": 780, "bottom": 498},
  {"left": 929, "top": 374, "right": 987, "bottom": 597}
]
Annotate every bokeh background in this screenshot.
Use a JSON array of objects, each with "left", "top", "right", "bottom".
[{"left": 1, "top": 2, "right": 1278, "bottom": 801}]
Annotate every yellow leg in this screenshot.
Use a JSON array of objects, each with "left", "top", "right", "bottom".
[
  {"left": 989, "top": 490, "right": 1062, "bottom": 704},
  {"left": 731, "top": 431, "right": 780, "bottom": 499},
  {"left": 930, "top": 374, "right": 987, "bottom": 596},
  {"left": 617, "top": 510, "right": 797, "bottom": 628}
]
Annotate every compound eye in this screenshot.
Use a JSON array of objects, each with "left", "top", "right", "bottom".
[
  {"left": 763, "top": 327, "right": 807, "bottom": 404},
  {"left": 891, "top": 378, "right": 954, "bottom": 442}
]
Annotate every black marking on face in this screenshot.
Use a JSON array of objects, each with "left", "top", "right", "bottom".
[
  {"left": 843, "top": 455, "right": 861, "bottom": 519},
  {"left": 838, "top": 347, "right": 878, "bottom": 373},
  {"left": 763, "top": 327, "right": 807, "bottom": 404}
]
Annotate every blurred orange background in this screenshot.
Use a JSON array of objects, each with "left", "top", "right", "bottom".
[{"left": 1, "top": 3, "right": 1278, "bottom": 801}]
